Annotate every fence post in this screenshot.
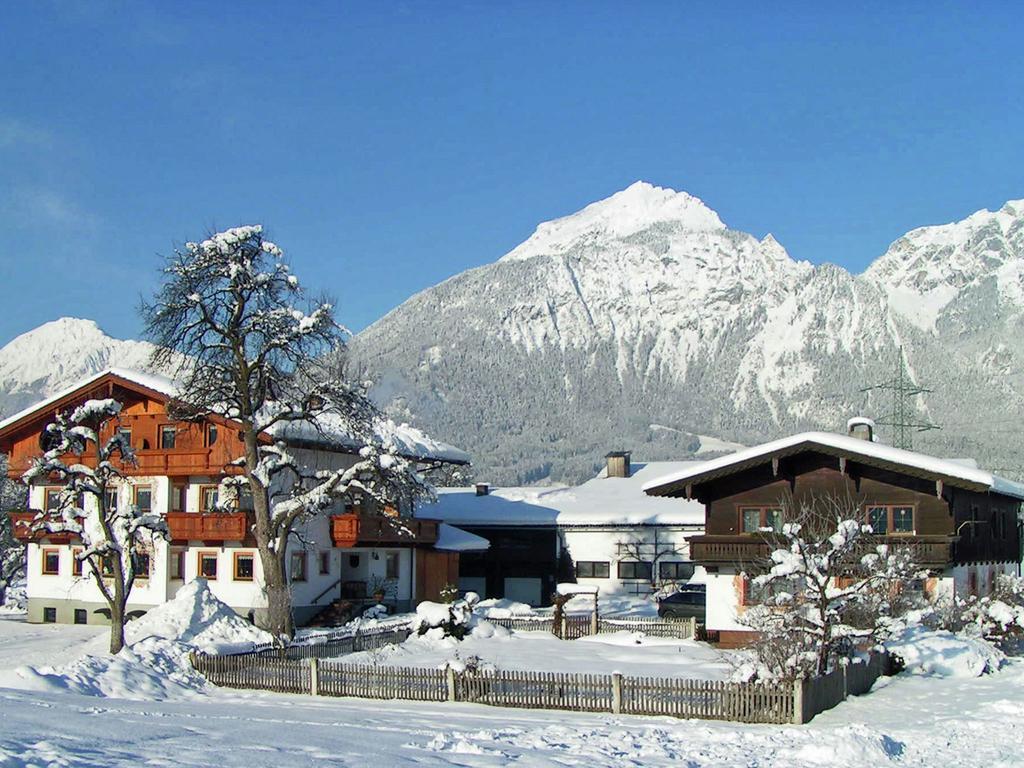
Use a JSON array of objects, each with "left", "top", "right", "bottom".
[
  {"left": 792, "top": 676, "right": 805, "bottom": 725},
  {"left": 590, "top": 610, "right": 599, "bottom": 637},
  {"left": 841, "top": 662, "right": 848, "bottom": 701},
  {"left": 688, "top": 617, "right": 696, "bottom": 639},
  {"left": 309, "top": 658, "right": 320, "bottom": 696},
  {"left": 446, "top": 665, "right": 457, "bottom": 702},
  {"left": 611, "top": 673, "right": 622, "bottom": 715}
]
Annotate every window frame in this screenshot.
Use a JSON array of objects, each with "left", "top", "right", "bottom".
[
  {"left": 132, "top": 550, "right": 151, "bottom": 579},
  {"left": 134, "top": 485, "right": 153, "bottom": 515},
  {"left": 41, "top": 547, "right": 60, "bottom": 575},
  {"left": 575, "top": 560, "right": 610, "bottom": 579},
  {"left": 197, "top": 550, "right": 219, "bottom": 580},
  {"left": 738, "top": 505, "right": 784, "bottom": 534},
  {"left": 864, "top": 504, "right": 916, "bottom": 535},
  {"left": 617, "top": 560, "right": 653, "bottom": 581},
  {"left": 385, "top": 552, "right": 399, "bottom": 580},
  {"left": 658, "top": 561, "right": 696, "bottom": 582},
  {"left": 74, "top": 608, "right": 88, "bottom": 625},
  {"left": 290, "top": 551, "right": 307, "bottom": 582},
  {"left": 206, "top": 423, "right": 219, "bottom": 447},
  {"left": 71, "top": 546, "right": 83, "bottom": 577},
  {"left": 233, "top": 551, "right": 255, "bottom": 582},
  {"left": 42, "top": 607, "right": 57, "bottom": 623},
  {"left": 43, "top": 486, "right": 64, "bottom": 512},
  {"left": 319, "top": 551, "right": 331, "bottom": 576},
  {"left": 199, "top": 484, "right": 219, "bottom": 513},
  {"left": 159, "top": 424, "right": 177, "bottom": 450},
  {"left": 169, "top": 548, "right": 185, "bottom": 580},
  {"left": 117, "top": 426, "right": 133, "bottom": 449}
]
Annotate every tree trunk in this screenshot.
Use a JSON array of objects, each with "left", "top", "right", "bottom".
[
  {"left": 108, "top": 567, "right": 127, "bottom": 655},
  {"left": 259, "top": 545, "right": 294, "bottom": 640}
]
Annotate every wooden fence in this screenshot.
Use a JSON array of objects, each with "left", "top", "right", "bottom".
[
  {"left": 487, "top": 614, "right": 696, "bottom": 640},
  {"left": 190, "top": 651, "right": 889, "bottom": 724},
  {"left": 241, "top": 626, "right": 413, "bottom": 661}
]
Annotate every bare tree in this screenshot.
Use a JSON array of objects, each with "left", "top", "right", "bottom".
[
  {"left": 616, "top": 528, "right": 686, "bottom": 593},
  {"left": 23, "top": 399, "right": 168, "bottom": 653},
  {"left": 741, "top": 494, "right": 920, "bottom": 678},
  {"left": 141, "top": 225, "right": 429, "bottom": 640}
]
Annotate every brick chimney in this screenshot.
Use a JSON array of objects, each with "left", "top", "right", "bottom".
[{"left": 605, "top": 451, "right": 631, "bottom": 478}]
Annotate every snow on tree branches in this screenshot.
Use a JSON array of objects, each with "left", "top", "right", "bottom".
[
  {"left": 740, "top": 495, "right": 922, "bottom": 679},
  {"left": 142, "top": 225, "right": 431, "bottom": 639},
  {"left": 23, "top": 398, "right": 168, "bottom": 653}
]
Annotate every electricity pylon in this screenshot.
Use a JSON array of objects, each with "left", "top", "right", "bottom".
[{"left": 860, "top": 347, "right": 939, "bottom": 450}]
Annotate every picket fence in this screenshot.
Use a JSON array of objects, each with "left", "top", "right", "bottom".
[
  {"left": 190, "top": 651, "right": 798, "bottom": 723},
  {"left": 487, "top": 614, "right": 697, "bottom": 640},
  {"left": 242, "top": 626, "right": 413, "bottom": 661}
]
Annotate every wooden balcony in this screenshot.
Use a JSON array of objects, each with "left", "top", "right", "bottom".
[
  {"left": 690, "top": 534, "right": 953, "bottom": 568},
  {"left": 165, "top": 511, "right": 250, "bottom": 542},
  {"left": 330, "top": 513, "right": 440, "bottom": 548},
  {"left": 7, "top": 511, "right": 76, "bottom": 543},
  {"left": 6, "top": 449, "right": 241, "bottom": 480}
]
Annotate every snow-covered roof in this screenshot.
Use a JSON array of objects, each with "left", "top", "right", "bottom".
[
  {"left": 417, "top": 461, "right": 707, "bottom": 527},
  {"left": 434, "top": 523, "right": 490, "bottom": 552},
  {"left": 642, "top": 431, "right": 1024, "bottom": 501},
  {"left": 0, "top": 367, "right": 469, "bottom": 465}
]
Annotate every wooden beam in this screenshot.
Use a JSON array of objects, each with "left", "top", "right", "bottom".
[
  {"left": 839, "top": 457, "right": 847, "bottom": 475},
  {"left": 936, "top": 479, "right": 943, "bottom": 498},
  {"left": 772, "top": 457, "right": 780, "bottom": 477}
]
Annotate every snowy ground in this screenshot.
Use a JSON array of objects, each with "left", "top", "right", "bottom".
[
  {"left": 1, "top": 592, "right": 1023, "bottom": 767},
  {"left": 343, "top": 627, "right": 735, "bottom": 680}
]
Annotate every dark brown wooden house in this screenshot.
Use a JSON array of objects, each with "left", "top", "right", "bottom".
[{"left": 644, "top": 422, "right": 1024, "bottom": 646}]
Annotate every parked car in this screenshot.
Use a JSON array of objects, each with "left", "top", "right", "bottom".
[{"left": 657, "top": 586, "right": 706, "bottom": 621}]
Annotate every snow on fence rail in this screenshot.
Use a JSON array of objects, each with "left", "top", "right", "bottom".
[
  {"left": 189, "top": 651, "right": 891, "bottom": 724},
  {"left": 241, "top": 625, "right": 414, "bottom": 661}
]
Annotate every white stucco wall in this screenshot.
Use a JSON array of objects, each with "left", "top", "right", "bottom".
[{"left": 561, "top": 526, "right": 700, "bottom": 594}]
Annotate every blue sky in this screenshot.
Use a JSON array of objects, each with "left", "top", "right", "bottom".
[{"left": 2, "top": 2, "right": 1022, "bottom": 345}]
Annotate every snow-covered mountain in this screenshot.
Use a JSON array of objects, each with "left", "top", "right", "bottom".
[
  {"left": 351, "top": 182, "right": 1024, "bottom": 484},
  {"left": 0, "top": 318, "right": 158, "bottom": 418}
]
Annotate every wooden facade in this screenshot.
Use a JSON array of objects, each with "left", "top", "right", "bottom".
[{"left": 663, "top": 448, "right": 1022, "bottom": 572}]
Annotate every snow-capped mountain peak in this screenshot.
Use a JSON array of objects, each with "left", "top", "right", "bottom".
[
  {"left": 864, "top": 199, "right": 1024, "bottom": 331},
  {"left": 0, "top": 318, "right": 157, "bottom": 417},
  {"left": 501, "top": 181, "right": 726, "bottom": 262}
]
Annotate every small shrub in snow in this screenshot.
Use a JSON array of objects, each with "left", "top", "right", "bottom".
[
  {"left": 414, "top": 599, "right": 474, "bottom": 640},
  {"left": 439, "top": 583, "right": 459, "bottom": 604},
  {"left": 926, "top": 575, "right": 1024, "bottom": 650},
  {"left": 362, "top": 604, "right": 389, "bottom": 620}
]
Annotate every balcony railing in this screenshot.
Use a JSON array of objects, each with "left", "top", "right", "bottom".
[
  {"left": 7, "top": 510, "right": 76, "bottom": 543},
  {"left": 330, "top": 513, "right": 440, "bottom": 548},
  {"left": 165, "top": 511, "right": 250, "bottom": 542},
  {"left": 6, "top": 449, "right": 239, "bottom": 479},
  {"left": 690, "top": 534, "right": 953, "bottom": 568}
]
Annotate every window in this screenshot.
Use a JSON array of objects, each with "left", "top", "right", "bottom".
[
  {"left": 42, "top": 548, "right": 60, "bottom": 575},
  {"left": 743, "top": 575, "right": 798, "bottom": 605},
  {"left": 104, "top": 487, "right": 119, "bottom": 513},
  {"left": 238, "top": 487, "right": 254, "bottom": 511},
  {"left": 74, "top": 608, "right": 87, "bottom": 625},
  {"left": 576, "top": 561, "right": 610, "bottom": 578},
  {"left": 865, "top": 505, "right": 915, "bottom": 535},
  {"left": 206, "top": 423, "right": 219, "bottom": 447},
  {"left": 117, "top": 427, "right": 132, "bottom": 448},
  {"left": 618, "top": 561, "right": 653, "bottom": 580},
  {"left": 319, "top": 551, "right": 331, "bottom": 576},
  {"left": 234, "top": 552, "right": 255, "bottom": 581},
  {"left": 101, "top": 556, "right": 115, "bottom": 577},
  {"left": 170, "top": 549, "right": 185, "bottom": 580},
  {"left": 134, "top": 486, "right": 152, "bottom": 515},
  {"left": 71, "top": 547, "right": 83, "bottom": 576},
  {"left": 659, "top": 561, "right": 696, "bottom": 582},
  {"left": 200, "top": 485, "right": 219, "bottom": 512},
  {"left": 171, "top": 484, "right": 186, "bottom": 513},
  {"left": 42, "top": 607, "right": 57, "bottom": 623},
  {"left": 385, "top": 552, "right": 399, "bottom": 580},
  {"left": 739, "top": 506, "right": 783, "bottom": 533},
  {"left": 132, "top": 552, "right": 151, "bottom": 578},
  {"left": 159, "top": 425, "right": 177, "bottom": 450},
  {"left": 44, "top": 487, "right": 63, "bottom": 512},
  {"left": 198, "top": 551, "right": 218, "bottom": 579},
  {"left": 290, "top": 552, "right": 307, "bottom": 582}
]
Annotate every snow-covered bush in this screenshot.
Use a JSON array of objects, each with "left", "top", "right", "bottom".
[
  {"left": 413, "top": 593, "right": 481, "bottom": 640},
  {"left": 741, "top": 495, "right": 921, "bottom": 679},
  {"left": 926, "top": 575, "right": 1024, "bottom": 649}
]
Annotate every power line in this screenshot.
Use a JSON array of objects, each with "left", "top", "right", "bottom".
[{"left": 860, "top": 346, "right": 940, "bottom": 450}]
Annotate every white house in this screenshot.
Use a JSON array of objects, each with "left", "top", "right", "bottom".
[
  {"left": 416, "top": 452, "right": 706, "bottom": 605},
  {"left": 3, "top": 369, "right": 485, "bottom": 626}
]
